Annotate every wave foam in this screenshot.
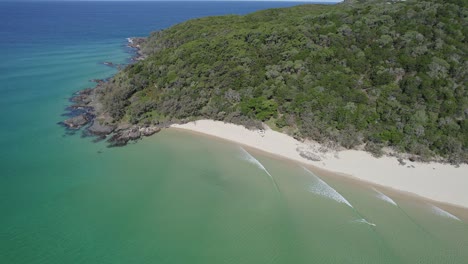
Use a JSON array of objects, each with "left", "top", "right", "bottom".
[
  {"left": 302, "top": 167, "right": 353, "bottom": 208},
  {"left": 429, "top": 204, "right": 461, "bottom": 221},
  {"left": 239, "top": 147, "right": 279, "bottom": 191},
  {"left": 373, "top": 188, "right": 398, "bottom": 206},
  {"left": 352, "top": 218, "right": 377, "bottom": 227}
]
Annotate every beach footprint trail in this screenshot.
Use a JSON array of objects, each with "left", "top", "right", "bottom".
[{"left": 239, "top": 146, "right": 280, "bottom": 192}]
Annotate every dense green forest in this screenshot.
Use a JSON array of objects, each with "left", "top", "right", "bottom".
[{"left": 97, "top": 0, "right": 468, "bottom": 163}]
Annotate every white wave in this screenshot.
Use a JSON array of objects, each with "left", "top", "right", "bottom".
[
  {"left": 373, "top": 188, "right": 398, "bottom": 206},
  {"left": 352, "top": 218, "right": 377, "bottom": 227},
  {"left": 429, "top": 204, "right": 461, "bottom": 221},
  {"left": 239, "top": 147, "right": 272, "bottom": 177},
  {"left": 239, "top": 147, "right": 279, "bottom": 191},
  {"left": 126, "top": 37, "right": 133, "bottom": 44},
  {"left": 302, "top": 167, "right": 353, "bottom": 208}
]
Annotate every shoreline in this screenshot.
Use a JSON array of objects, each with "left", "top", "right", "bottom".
[
  {"left": 59, "top": 37, "right": 468, "bottom": 210},
  {"left": 170, "top": 119, "right": 468, "bottom": 209},
  {"left": 59, "top": 37, "right": 163, "bottom": 146}
]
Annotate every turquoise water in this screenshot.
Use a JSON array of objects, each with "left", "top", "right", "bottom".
[{"left": 1, "top": 2, "right": 468, "bottom": 263}]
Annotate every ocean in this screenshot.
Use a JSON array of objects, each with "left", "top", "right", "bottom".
[{"left": 1, "top": 1, "right": 467, "bottom": 263}]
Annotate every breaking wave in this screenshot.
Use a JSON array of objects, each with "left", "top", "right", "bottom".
[
  {"left": 239, "top": 146, "right": 279, "bottom": 192},
  {"left": 373, "top": 188, "right": 398, "bottom": 206},
  {"left": 429, "top": 204, "right": 461, "bottom": 221},
  {"left": 302, "top": 167, "right": 353, "bottom": 208},
  {"left": 352, "top": 218, "right": 377, "bottom": 227}
]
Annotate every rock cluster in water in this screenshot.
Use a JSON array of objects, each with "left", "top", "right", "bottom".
[{"left": 59, "top": 37, "right": 161, "bottom": 147}]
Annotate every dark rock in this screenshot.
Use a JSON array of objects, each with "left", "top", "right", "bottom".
[
  {"left": 62, "top": 114, "right": 89, "bottom": 129},
  {"left": 107, "top": 133, "right": 129, "bottom": 147},
  {"left": 297, "top": 148, "right": 321, "bottom": 161},
  {"left": 87, "top": 121, "right": 116, "bottom": 136},
  {"left": 115, "top": 123, "right": 132, "bottom": 132},
  {"left": 65, "top": 105, "right": 94, "bottom": 115},
  {"left": 293, "top": 135, "right": 303, "bottom": 141},
  {"left": 76, "top": 88, "right": 93, "bottom": 96},
  {"left": 127, "top": 37, "right": 147, "bottom": 61},
  {"left": 397, "top": 158, "right": 406, "bottom": 166},
  {"left": 140, "top": 126, "right": 161, "bottom": 136},
  {"left": 102, "top": 61, "right": 116, "bottom": 67},
  {"left": 70, "top": 94, "right": 91, "bottom": 105},
  {"left": 107, "top": 127, "right": 141, "bottom": 147},
  {"left": 127, "top": 128, "right": 141, "bottom": 140},
  {"left": 90, "top": 79, "right": 105, "bottom": 84},
  {"left": 127, "top": 37, "right": 146, "bottom": 48}
]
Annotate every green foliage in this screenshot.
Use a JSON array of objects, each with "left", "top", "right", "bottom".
[
  {"left": 99, "top": 0, "right": 468, "bottom": 163},
  {"left": 240, "top": 97, "right": 278, "bottom": 121}
]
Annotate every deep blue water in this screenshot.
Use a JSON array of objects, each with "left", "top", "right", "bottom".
[
  {"left": 1, "top": 1, "right": 312, "bottom": 48},
  {"left": 1, "top": 1, "right": 314, "bottom": 79}
]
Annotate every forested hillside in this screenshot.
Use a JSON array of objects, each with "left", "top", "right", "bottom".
[{"left": 97, "top": 0, "right": 468, "bottom": 163}]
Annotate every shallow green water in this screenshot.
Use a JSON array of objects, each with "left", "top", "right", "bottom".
[{"left": 3, "top": 129, "right": 468, "bottom": 263}]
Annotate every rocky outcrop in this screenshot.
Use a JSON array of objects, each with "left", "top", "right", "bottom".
[
  {"left": 60, "top": 36, "right": 160, "bottom": 147},
  {"left": 140, "top": 126, "right": 161, "bottom": 137},
  {"left": 102, "top": 61, "right": 115, "bottom": 67},
  {"left": 127, "top": 37, "right": 146, "bottom": 49},
  {"left": 127, "top": 37, "right": 147, "bottom": 61},
  {"left": 108, "top": 127, "right": 141, "bottom": 147},
  {"left": 90, "top": 79, "right": 106, "bottom": 84},
  {"left": 86, "top": 121, "right": 116, "bottom": 136},
  {"left": 107, "top": 125, "right": 161, "bottom": 147},
  {"left": 59, "top": 86, "right": 96, "bottom": 130},
  {"left": 101, "top": 62, "right": 125, "bottom": 69},
  {"left": 62, "top": 114, "right": 90, "bottom": 129},
  {"left": 70, "top": 88, "right": 93, "bottom": 106}
]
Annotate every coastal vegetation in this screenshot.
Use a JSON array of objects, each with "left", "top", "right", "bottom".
[{"left": 95, "top": 0, "right": 467, "bottom": 163}]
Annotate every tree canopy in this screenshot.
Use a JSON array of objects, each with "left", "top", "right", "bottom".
[{"left": 98, "top": 0, "right": 468, "bottom": 163}]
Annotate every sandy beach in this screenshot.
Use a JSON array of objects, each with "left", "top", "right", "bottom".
[{"left": 171, "top": 119, "right": 468, "bottom": 209}]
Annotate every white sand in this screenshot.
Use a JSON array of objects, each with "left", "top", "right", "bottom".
[{"left": 170, "top": 120, "right": 468, "bottom": 208}]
